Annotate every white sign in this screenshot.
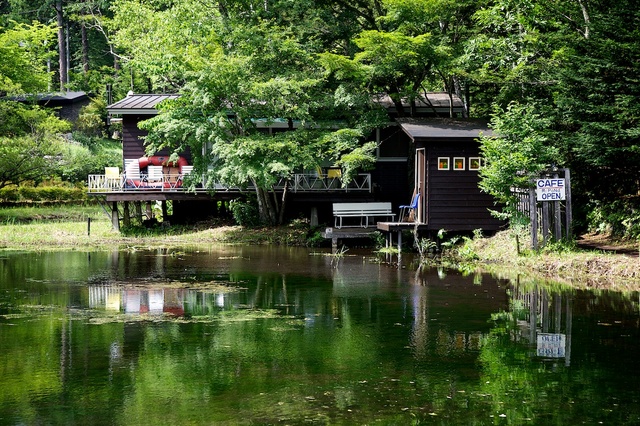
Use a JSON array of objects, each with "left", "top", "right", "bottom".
[
  {"left": 537, "top": 333, "right": 566, "bottom": 358},
  {"left": 536, "top": 178, "right": 566, "bottom": 201}
]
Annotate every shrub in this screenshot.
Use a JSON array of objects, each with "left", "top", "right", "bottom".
[
  {"left": 229, "top": 197, "right": 261, "bottom": 227},
  {"left": 75, "top": 98, "right": 107, "bottom": 137},
  {"left": 587, "top": 198, "right": 640, "bottom": 239},
  {"left": 0, "top": 186, "right": 86, "bottom": 203}
]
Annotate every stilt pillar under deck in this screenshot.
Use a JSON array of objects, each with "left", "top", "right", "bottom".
[{"left": 111, "top": 202, "right": 120, "bottom": 231}]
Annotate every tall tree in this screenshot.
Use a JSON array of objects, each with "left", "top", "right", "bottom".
[
  {"left": 0, "top": 21, "right": 56, "bottom": 95},
  {"left": 466, "top": 0, "right": 640, "bottom": 235},
  {"left": 54, "top": 0, "right": 67, "bottom": 90},
  {"left": 110, "top": 1, "right": 385, "bottom": 224}
]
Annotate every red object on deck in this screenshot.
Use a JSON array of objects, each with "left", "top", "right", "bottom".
[{"left": 138, "top": 155, "right": 189, "bottom": 171}]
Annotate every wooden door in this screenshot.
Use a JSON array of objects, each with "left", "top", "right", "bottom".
[{"left": 415, "top": 148, "right": 426, "bottom": 223}]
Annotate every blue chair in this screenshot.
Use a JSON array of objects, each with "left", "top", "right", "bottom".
[{"left": 399, "top": 192, "right": 420, "bottom": 222}]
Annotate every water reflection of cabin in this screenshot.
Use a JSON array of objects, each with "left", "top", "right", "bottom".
[{"left": 95, "top": 92, "right": 503, "bottom": 234}]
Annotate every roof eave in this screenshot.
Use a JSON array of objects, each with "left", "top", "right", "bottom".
[{"left": 107, "top": 108, "right": 160, "bottom": 115}]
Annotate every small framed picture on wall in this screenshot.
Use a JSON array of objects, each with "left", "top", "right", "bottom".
[
  {"left": 438, "top": 157, "right": 450, "bottom": 170},
  {"left": 469, "top": 157, "right": 483, "bottom": 170},
  {"left": 453, "top": 157, "right": 465, "bottom": 170}
]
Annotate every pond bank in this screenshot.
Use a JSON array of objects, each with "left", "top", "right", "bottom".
[
  {"left": 1, "top": 213, "right": 638, "bottom": 290},
  {"left": 466, "top": 231, "right": 640, "bottom": 291}
]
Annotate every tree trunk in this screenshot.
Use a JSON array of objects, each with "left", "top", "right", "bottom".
[
  {"left": 577, "top": 0, "right": 590, "bottom": 39},
  {"left": 389, "top": 92, "right": 405, "bottom": 117},
  {"left": 278, "top": 181, "right": 289, "bottom": 225},
  {"left": 55, "top": 0, "right": 67, "bottom": 91},
  {"left": 81, "top": 21, "right": 89, "bottom": 73},
  {"left": 254, "top": 185, "right": 277, "bottom": 225}
]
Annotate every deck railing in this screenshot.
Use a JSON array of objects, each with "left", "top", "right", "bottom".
[{"left": 87, "top": 173, "right": 371, "bottom": 193}]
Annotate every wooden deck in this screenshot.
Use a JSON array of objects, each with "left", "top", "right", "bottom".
[
  {"left": 322, "top": 227, "right": 378, "bottom": 250},
  {"left": 322, "top": 221, "right": 427, "bottom": 250}
]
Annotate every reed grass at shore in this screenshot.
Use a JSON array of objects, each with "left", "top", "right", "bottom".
[
  {"left": 466, "top": 230, "right": 640, "bottom": 290},
  {"left": 1, "top": 206, "right": 638, "bottom": 290}
]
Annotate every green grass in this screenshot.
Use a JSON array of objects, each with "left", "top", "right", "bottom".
[
  {"left": 465, "top": 230, "right": 640, "bottom": 290},
  {"left": 0, "top": 205, "right": 313, "bottom": 251},
  {"left": 0, "top": 204, "right": 103, "bottom": 224}
]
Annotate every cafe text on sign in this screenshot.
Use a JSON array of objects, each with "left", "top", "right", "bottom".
[{"left": 536, "top": 178, "right": 566, "bottom": 201}]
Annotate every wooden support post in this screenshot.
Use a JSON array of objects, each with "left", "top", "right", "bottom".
[
  {"left": 135, "top": 201, "right": 143, "bottom": 223},
  {"left": 542, "top": 201, "right": 549, "bottom": 246},
  {"left": 111, "top": 202, "right": 120, "bottom": 231},
  {"left": 123, "top": 201, "right": 131, "bottom": 227},
  {"left": 564, "top": 168, "right": 572, "bottom": 239},
  {"left": 553, "top": 173, "right": 562, "bottom": 241},
  {"left": 554, "top": 200, "right": 562, "bottom": 241},
  {"left": 161, "top": 200, "right": 168, "bottom": 222},
  {"left": 397, "top": 230, "right": 402, "bottom": 263},
  {"left": 529, "top": 188, "right": 538, "bottom": 250},
  {"left": 146, "top": 202, "right": 153, "bottom": 219},
  {"left": 310, "top": 206, "right": 318, "bottom": 227}
]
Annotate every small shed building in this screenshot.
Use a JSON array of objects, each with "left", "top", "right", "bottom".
[{"left": 397, "top": 118, "right": 504, "bottom": 232}]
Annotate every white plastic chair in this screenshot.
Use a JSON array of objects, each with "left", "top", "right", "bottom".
[
  {"left": 124, "top": 159, "right": 142, "bottom": 188},
  {"left": 147, "top": 166, "right": 163, "bottom": 182}
]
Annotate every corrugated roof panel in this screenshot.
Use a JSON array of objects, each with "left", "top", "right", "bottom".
[
  {"left": 374, "top": 93, "right": 464, "bottom": 110},
  {"left": 107, "top": 94, "right": 180, "bottom": 113},
  {"left": 397, "top": 118, "right": 494, "bottom": 140}
]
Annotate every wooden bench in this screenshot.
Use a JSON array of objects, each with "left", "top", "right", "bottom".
[{"left": 333, "top": 202, "right": 395, "bottom": 228}]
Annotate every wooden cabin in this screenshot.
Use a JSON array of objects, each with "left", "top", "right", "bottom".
[
  {"left": 99, "top": 92, "right": 503, "bottom": 233},
  {"left": 395, "top": 118, "right": 504, "bottom": 232},
  {"left": 13, "top": 91, "right": 90, "bottom": 124},
  {"left": 106, "top": 93, "right": 186, "bottom": 161}
]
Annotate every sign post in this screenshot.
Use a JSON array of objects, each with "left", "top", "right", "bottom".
[{"left": 527, "top": 169, "right": 572, "bottom": 249}]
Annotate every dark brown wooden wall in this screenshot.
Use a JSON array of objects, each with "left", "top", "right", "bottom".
[
  {"left": 122, "top": 115, "right": 192, "bottom": 164},
  {"left": 424, "top": 142, "right": 504, "bottom": 232},
  {"left": 371, "top": 161, "right": 411, "bottom": 208},
  {"left": 122, "top": 115, "right": 150, "bottom": 160}
]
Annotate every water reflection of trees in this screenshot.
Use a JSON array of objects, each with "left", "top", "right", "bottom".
[
  {"left": 4, "top": 250, "right": 640, "bottom": 424},
  {"left": 479, "top": 282, "right": 640, "bottom": 424}
]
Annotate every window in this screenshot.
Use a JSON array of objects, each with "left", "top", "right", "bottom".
[
  {"left": 469, "top": 157, "right": 483, "bottom": 170},
  {"left": 438, "top": 157, "right": 449, "bottom": 170},
  {"left": 453, "top": 157, "right": 465, "bottom": 171}
]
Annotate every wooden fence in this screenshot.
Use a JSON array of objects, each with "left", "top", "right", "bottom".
[{"left": 513, "top": 168, "right": 572, "bottom": 249}]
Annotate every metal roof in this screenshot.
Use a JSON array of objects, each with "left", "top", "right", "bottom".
[
  {"left": 397, "top": 118, "right": 494, "bottom": 141},
  {"left": 107, "top": 93, "right": 180, "bottom": 115},
  {"left": 11, "top": 91, "right": 88, "bottom": 103},
  {"left": 374, "top": 92, "right": 464, "bottom": 111}
]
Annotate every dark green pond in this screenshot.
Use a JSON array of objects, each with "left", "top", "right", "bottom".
[{"left": 0, "top": 247, "right": 639, "bottom": 425}]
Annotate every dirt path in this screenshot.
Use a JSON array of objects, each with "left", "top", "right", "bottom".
[{"left": 577, "top": 233, "right": 639, "bottom": 257}]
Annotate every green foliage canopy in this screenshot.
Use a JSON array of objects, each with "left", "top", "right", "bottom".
[{"left": 0, "top": 21, "right": 55, "bottom": 95}]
